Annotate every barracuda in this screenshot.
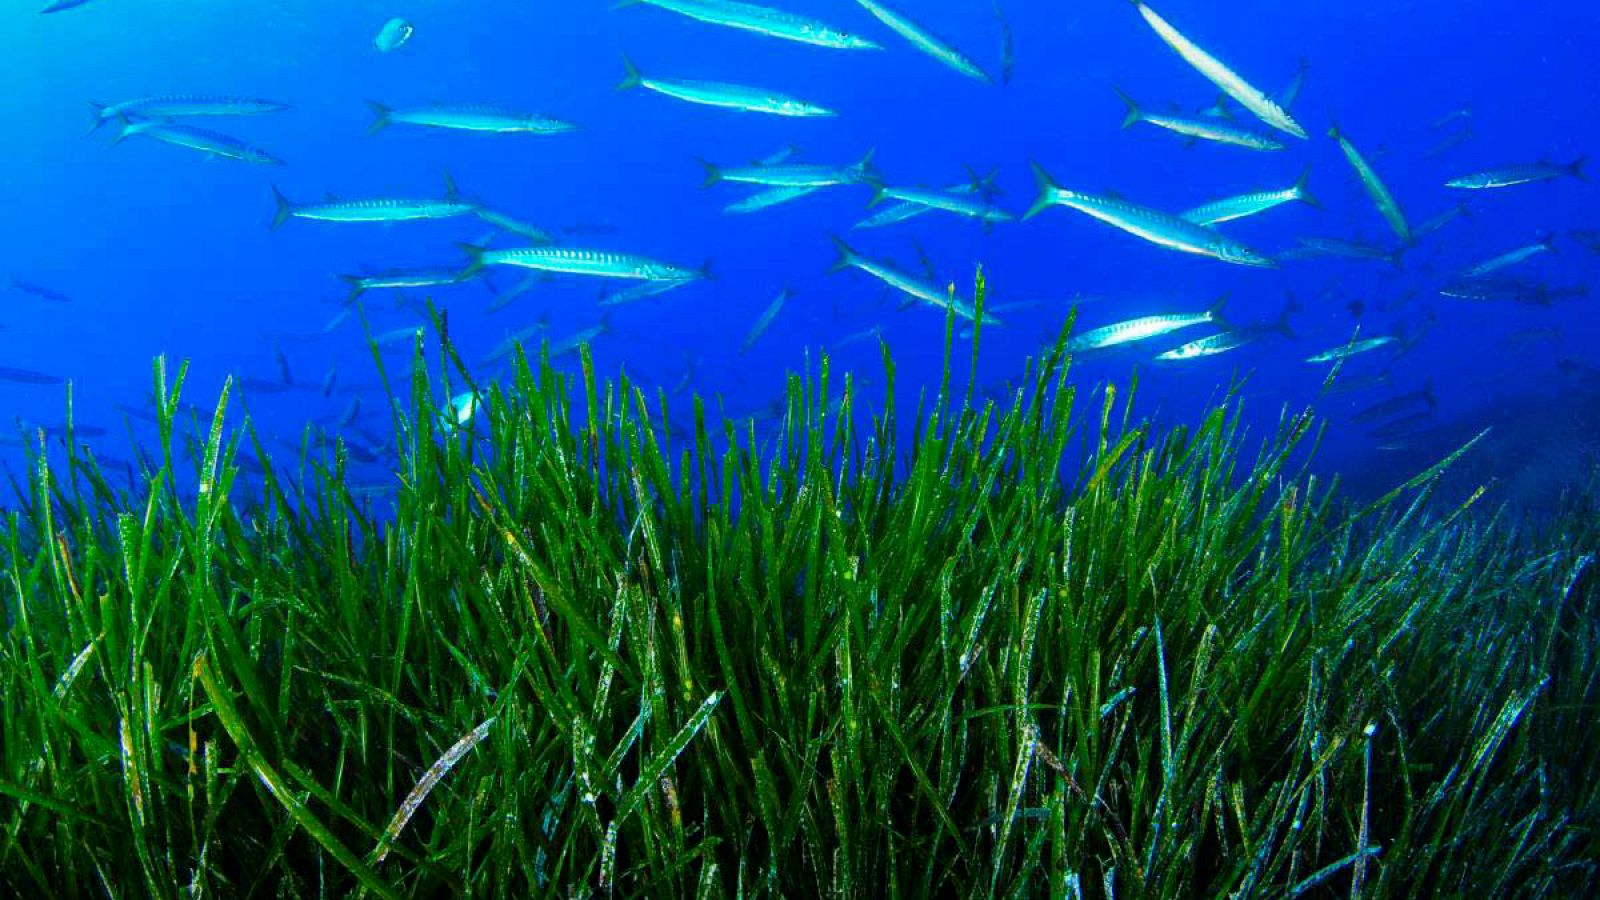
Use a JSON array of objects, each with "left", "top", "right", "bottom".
[
  {"left": 855, "top": 0, "right": 992, "bottom": 83},
  {"left": 828, "top": 237, "right": 999, "bottom": 325},
  {"left": 365, "top": 102, "right": 577, "bottom": 135},
  {"left": 1025, "top": 162, "right": 1276, "bottom": 267},
  {"left": 1181, "top": 166, "right": 1319, "bottom": 226},
  {"left": 1446, "top": 158, "right": 1586, "bottom": 189},
  {"left": 617, "top": 0, "right": 879, "bottom": 50},
  {"left": 1115, "top": 87, "right": 1285, "bottom": 151},
  {"left": 1130, "top": 1, "right": 1306, "bottom": 139},
  {"left": 113, "top": 119, "right": 284, "bottom": 165},
  {"left": 89, "top": 95, "right": 289, "bottom": 133},
  {"left": 1067, "top": 298, "right": 1228, "bottom": 352},
  {"left": 270, "top": 174, "right": 477, "bottom": 230},
  {"left": 1329, "top": 125, "right": 1411, "bottom": 245},
  {"left": 617, "top": 55, "right": 835, "bottom": 117},
  {"left": 459, "top": 244, "right": 707, "bottom": 282}
]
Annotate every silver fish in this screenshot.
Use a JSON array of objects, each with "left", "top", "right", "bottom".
[
  {"left": 89, "top": 95, "right": 289, "bottom": 133},
  {"left": 701, "top": 150, "right": 877, "bottom": 188},
  {"left": 270, "top": 175, "right": 478, "bottom": 230},
  {"left": 828, "top": 237, "right": 998, "bottom": 325},
  {"left": 365, "top": 102, "right": 577, "bottom": 135},
  {"left": 617, "top": 0, "right": 879, "bottom": 50},
  {"left": 618, "top": 55, "right": 835, "bottom": 117},
  {"left": 1115, "top": 87, "right": 1285, "bottom": 151},
  {"left": 725, "top": 186, "right": 821, "bottom": 214},
  {"left": 1180, "top": 166, "right": 1319, "bottom": 226},
  {"left": 1025, "top": 162, "right": 1275, "bottom": 267},
  {"left": 1446, "top": 158, "right": 1586, "bottom": 190},
  {"left": 741, "top": 286, "right": 792, "bottom": 353},
  {"left": 1329, "top": 125, "right": 1410, "bottom": 245},
  {"left": 1457, "top": 234, "right": 1557, "bottom": 280},
  {"left": 1067, "top": 298, "right": 1229, "bottom": 352},
  {"left": 460, "top": 244, "right": 706, "bottom": 282},
  {"left": 112, "top": 119, "right": 283, "bottom": 165},
  {"left": 855, "top": 0, "right": 992, "bottom": 83},
  {"left": 374, "top": 17, "right": 414, "bottom": 52}
]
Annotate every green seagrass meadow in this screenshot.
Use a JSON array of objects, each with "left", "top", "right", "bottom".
[{"left": 2, "top": 289, "right": 1597, "bottom": 897}]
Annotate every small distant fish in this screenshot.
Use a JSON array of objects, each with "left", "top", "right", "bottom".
[
  {"left": 1571, "top": 230, "right": 1600, "bottom": 253},
  {"left": 1351, "top": 383, "right": 1434, "bottom": 425},
  {"left": 855, "top": 0, "right": 992, "bottom": 83},
  {"left": 1430, "top": 107, "right": 1471, "bottom": 129},
  {"left": 828, "top": 237, "right": 997, "bottom": 325},
  {"left": 1440, "top": 277, "right": 1586, "bottom": 305},
  {"left": 1129, "top": 1, "right": 1305, "bottom": 139},
  {"left": 1423, "top": 125, "right": 1472, "bottom": 160},
  {"left": 1367, "top": 410, "right": 1435, "bottom": 442},
  {"left": 1413, "top": 201, "right": 1471, "bottom": 240},
  {"left": 548, "top": 320, "right": 612, "bottom": 359},
  {"left": 600, "top": 278, "right": 697, "bottom": 306},
  {"left": 270, "top": 173, "right": 477, "bottom": 230},
  {"left": 1155, "top": 298, "right": 1295, "bottom": 361},
  {"left": 701, "top": 150, "right": 877, "bottom": 188},
  {"left": 1457, "top": 234, "right": 1556, "bottom": 280},
  {"left": 6, "top": 277, "right": 72, "bottom": 303},
  {"left": 1329, "top": 125, "right": 1410, "bottom": 245},
  {"left": 1305, "top": 334, "right": 1401, "bottom": 364},
  {"left": 990, "top": 0, "right": 1015, "bottom": 84},
  {"left": 1180, "top": 166, "right": 1319, "bottom": 226},
  {"left": 374, "top": 17, "right": 415, "bottom": 52},
  {"left": 339, "top": 267, "right": 469, "bottom": 301},
  {"left": 40, "top": 0, "right": 97, "bottom": 13},
  {"left": 1275, "top": 58, "right": 1309, "bottom": 110},
  {"left": 88, "top": 95, "right": 289, "bottom": 133},
  {"left": 1114, "top": 87, "right": 1285, "bottom": 151},
  {"left": 112, "top": 119, "right": 284, "bottom": 165},
  {"left": 1025, "top": 162, "right": 1276, "bottom": 267},
  {"left": 1446, "top": 158, "right": 1586, "bottom": 190},
  {"left": 486, "top": 275, "right": 548, "bottom": 313},
  {"left": 0, "top": 366, "right": 64, "bottom": 385},
  {"left": 337, "top": 397, "right": 363, "bottom": 429},
  {"left": 460, "top": 244, "right": 707, "bottom": 282},
  {"left": 320, "top": 367, "right": 339, "bottom": 397},
  {"left": 1321, "top": 371, "right": 1392, "bottom": 395},
  {"left": 854, "top": 168, "right": 997, "bottom": 229},
  {"left": 275, "top": 349, "right": 293, "bottom": 386},
  {"left": 869, "top": 185, "right": 1013, "bottom": 225},
  {"left": 473, "top": 207, "right": 554, "bottom": 244},
  {"left": 486, "top": 322, "right": 552, "bottom": 364},
  {"left": 240, "top": 377, "right": 292, "bottom": 395},
  {"left": 1066, "top": 297, "right": 1228, "bottom": 352},
  {"left": 1500, "top": 327, "right": 1561, "bottom": 352},
  {"left": 365, "top": 102, "right": 577, "bottom": 136},
  {"left": 725, "top": 185, "right": 821, "bottom": 214},
  {"left": 741, "top": 286, "right": 792, "bottom": 353},
  {"left": 373, "top": 324, "right": 427, "bottom": 347},
  {"left": 1289, "top": 236, "right": 1405, "bottom": 269},
  {"left": 617, "top": 55, "right": 835, "bottom": 117},
  {"left": 617, "top": 0, "right": 879, "bottom": 50}
]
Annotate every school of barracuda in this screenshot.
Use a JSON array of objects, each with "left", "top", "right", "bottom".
[{"left": 8, "top": 0, "right": 1596, "bottom": 480}]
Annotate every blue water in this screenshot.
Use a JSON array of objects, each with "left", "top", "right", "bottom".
[{"left": 1, "top": 1, "right": 1595, "bottom": 507}]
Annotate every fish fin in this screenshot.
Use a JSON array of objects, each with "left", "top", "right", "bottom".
[
  {"left": 697, "top": 158, "right": 721, "bottom": 188},
  {"left": 698, "top": 259, "right": 716, "bottom": 281},
  {"left": 1566, "top": 156, "right": 1587, "bottom": 180},
  {"left": 867, "top": 186, "right": 889, "bottom": 208},
  {"left": 1539, "top": 232, "right": 1559, "bottom": 253},
  {"left": 853, "top": 147, "right": 880, "bottom": 185},
  {"left": 85, "top": 102, "right": 109, "bottom": 135},
  {"left": 828, "top": 235, "right": 858, "bottom": 274},
  {"left": 1206, "top": 294, "right": 1232, "bottom": 330},
  {"left": 968, "top": 165, "right": 1003, "bottom": 199},
  {"left": 1023, "top": 161, "right": 1060, "bottom": 220},
  {"left": 443, "top": 169, "right": 461, "bottom": 201},
  {"left": 1275, "top": 295, "right": 1299, "bottom": 340},
  {"left": 364, "top": 100, "right": 392, "bottom": 136},
  {"left": 1111, "top": 86, "right": 1141, "bottom": 129},
  {"left": 338, "top": 274, "right": 366, "bottom": 303},
  {"left": 269, "top": 185, "right": 293, "bottom": 231},
  {"left": 617, "top": 54, "right": 643, "bottom": 91},
  {"left": 455, "top": 243, "right": 488, "bottom": 278},
  {"left": 1293, "top": 165, "right": 1322, "bottom": 209}
]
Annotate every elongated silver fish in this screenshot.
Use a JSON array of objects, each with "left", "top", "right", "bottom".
[
  {"left": 89, "top": 95, "right": 289, "bottom": 133},
  {"left": 460, "top": 244, "right": 706, "bottom": 282},
  {"left": 741, "top": 286, "right": 792, "bottom": 353},
  {"left": 365, "top": 102, "right": 577, "bottom": 135},
  {"left": 1156, "top": 298, "right": 1295, "bottom": 360},
  {"left": 617, "top": 55, "right": 834, "bottom": 117},
  {"left": 112, "top": 119, "right": 283, "bottom": 165},
  {"left": 870, "top": 186, "right": 1013, "bottom": 225},
  {"left": 600, "top": 277, "right": 697, "bottom": 306},
  {"left": 1180, "top": 166, "right": 1319, "bottom": 226},
  {"left": 854, "top": 170, "right": 997, "bottom": 229},
  {"left": 855, "top": 0, "right": 992, "bottom": 83},
  {"left": 339, "top": 267, "right": 469, "bottom": 301},
  {"left": 472, "top": 207, "right": 554, "bottom": 244},
  {"left": 1306, "top": 334, "right": 1400, "bottom": 364},
  {"left": 725, "top": 185, "right": 820, "bottom": 214},
  {"left": 701, "top": 150, "right": 877, "bottom": 188},
  {"left": 1067, "top": 298, "right": 1228, "bottom": 352},
  {"left": 270, "top": 174, "right": 477, "bottom": 230},
  {"left": 1114, "top": 87, "right": 1284, "bottom": 151},
  {"left": 1025, "top": 163, "right": 1275, "bottom": 267},
  {"left": 1288, "top": 236, "right": 1405, "bottom": 268},
  {"left": 1329, "top": 125, "right": 1410, "bottom": 245},
  {"left": 1458, "top": 235, "right": 1557, "bottom": 279},
  {"left": 1446, "top": 158, "right": 1586, "bottom": 190},
  {"left": 1130, "top": 1, "right": 1306, "bottom": 139},
  {"left": 828, "top": 237, "right": 998, "bottom": 325},
  {"left": 1413, "top": 201, "right": 1471, "bottom": 239},
  {"left": 617, "top": 0, "right": 878, "bottom": 50},
  {"left": 40, "top": 0, "right": 97, "bottom": 13}
]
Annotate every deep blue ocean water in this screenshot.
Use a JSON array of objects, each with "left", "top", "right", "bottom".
[{"left": 1, "top": 0, "right": 1595, "bottom": 511}]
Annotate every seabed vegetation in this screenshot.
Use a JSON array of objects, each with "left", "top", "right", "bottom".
[{"left": 1, "top": 280, "right": 1596, "bottom": 897}]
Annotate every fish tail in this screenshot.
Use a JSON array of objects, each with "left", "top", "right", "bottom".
[
  {"left": 617, "top": 54, "right": 643, "bottom": 91},
  {"left": 1565, "top": 156, "right": 1587, "bottom": 180},
  {"left": 828, "top": 235, "right": 858, "bottom": 274},
  {"left": 1023, "top": 161, "right": 1060, "bottom": 220},
  {"left": 456, "top": 243, "right": 488, "bottom": 278},
  {"left": 443, "top": 169, "right": 463, "bottom": 202},
  {"left": 338, "top": 274, "right": 366, "bottom": 302},
  {"left": 269, "top": 185, "right": 293, "bottom": 231},
  {"left": 86, "top": 102, "right": 108, "bottom": 135},
  {"left": 1276, "top": 294, "right": 1300, "bottom": 340},
  {"left": 364, "top": 100, "right": 392, "bottom": 136},
  {"left": 853, "top": 147, "right": 880, "bottom": 184},
  {"left": 697, "top": 158, "right": 721, "bottom": 188},
  {"left": 1111, "top": 86, "right": 1141, "bottom": 129},
  {"left": 1293, "top": 164, "right": 1322, "bottom": 209},
  {"left": 698, "top": 259, "right": 716, "bottom": 281},
  {"left": 1206, "top": 294, "right": 1232, "bottom": 330}
]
